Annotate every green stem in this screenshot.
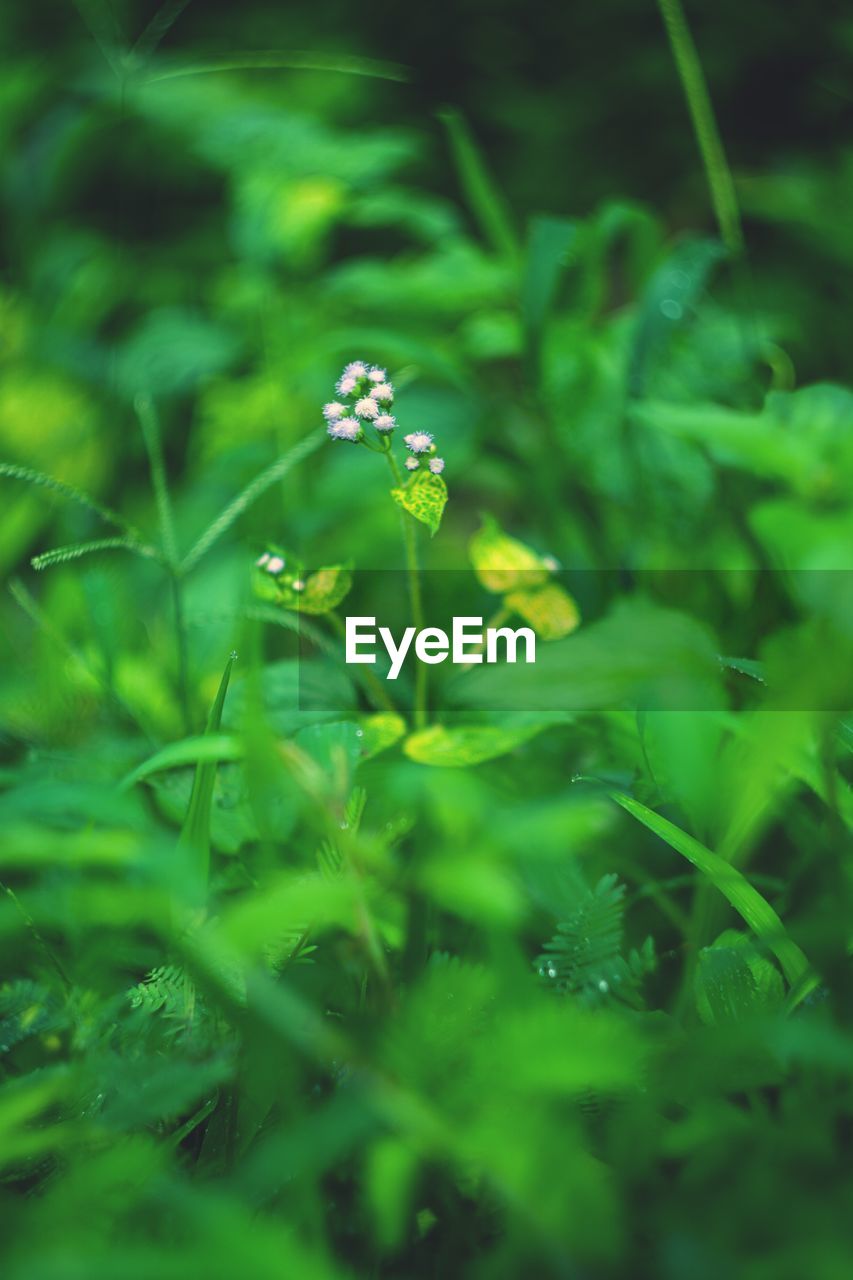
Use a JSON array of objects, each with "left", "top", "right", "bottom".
[
  {"left": 171, "top": 570, "right": 192, "bottom": 731},
  {"left": 657, "top": 0, "right": 744, "bottom": 255},
  {"left": 385, "top": 449, "right": 428, "bottom": 729},
  {"left": 136, "top": 393, "right": 192, "bottom": 731},
  {"left": 458, "top": 604, "right": 512, "bottom": 673},
  {"left": 326, "top": 611, "right": 399, "bottom": 715}
]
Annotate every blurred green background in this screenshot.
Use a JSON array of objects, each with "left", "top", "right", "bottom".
[{"left": 1, "top": 3, "right": 853, "bottom": 1278}]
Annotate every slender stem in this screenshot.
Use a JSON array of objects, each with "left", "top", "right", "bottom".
[
  {"left": 657, "top": 0, "right": 744, "bottom": 255},
  {"left": 171, "top": 570, "right": 192, "bottom": 731},
  {"left": 326, "top": 611, "right": 399, "bottom": 715},
  {"left": 384, "top": 448, "right": 428, "bottom": 729},
  {"left": 458, "top": 604, "right": 512, "bottom": 673},
  {"left": 136, "top": 393, "right": 192, "bottom": 731}
]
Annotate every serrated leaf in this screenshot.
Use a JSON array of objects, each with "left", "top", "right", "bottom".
[
  {"left": 505, "top": 582, "right": 580, "bottom": 640},
  {"left": 391, "top": 471, "right": 447, "bottom": 536},
  {"left": 469, "top": 514, "right": 549, "bottom": 592},
  {"left": 403, "top": 713, "right": 569, "bottom": 767}
]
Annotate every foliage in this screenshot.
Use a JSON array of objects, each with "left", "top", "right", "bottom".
[{"left": 1, "top": 2, "right": 852, "bottom": 1278}]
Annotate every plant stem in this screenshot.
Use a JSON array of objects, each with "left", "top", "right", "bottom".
[
  {"left": 326, "top": 611, "right": 399, "bottom": 715},
  {"left": 171, "top": 569, "right": 191, "bottom": 731},
  {"left": 458, "top": 604, "right": 512, "bottom": 672},
  {"left": 657, "top": 0, "right": 744, "bottom": 255},
  {"left": 384, "top": 448, "right": 428, "bottom": 729},
  {"left": 136, "top": 393, "right": 192, "bottom": 731}
]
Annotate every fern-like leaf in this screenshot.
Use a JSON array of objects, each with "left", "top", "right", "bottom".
[{"left": 536, "top": 874, "right": 655, "bottom": 1008}]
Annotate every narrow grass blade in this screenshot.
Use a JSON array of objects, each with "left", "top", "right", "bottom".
[
  {"left": 180, "top": 432, "right": 324, "bottom": 574},
  {"left": 135, "top": 393, "right": 179, "bottom": 566},
  {"left": 31, "top": 537, "right": 161, "bottom": 572},
  {"left": 144, "top": 50, "right": 411, "bottom": 84},
  {"left": 71, "top": 0, "right": 124, "bottom": 76},
  {"left": 608, "top": 789, "right": 813, "bottom": 989},
  {"left": 131, "top": 0, "right": 194, "bottom": 61},
  {"left": 0, "top": 461, "right": 144, "bottom": 540},
  {"left": 120, "top": 733, "right": 242, "bottom": 790},
  {"left": 437, "top": 109, "right": 519, "bottom": 261},
  {"left": 178, "top": 652, "right": 238, "bottom": 903}
]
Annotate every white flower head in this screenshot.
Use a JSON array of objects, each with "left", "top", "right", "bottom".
[
  {"left": 256, "top": 552, "right": 271, "bottom": 568},
  {"left": 367, "top": 367, "right": 387, "bottom": 383},
  {"left": 342, "top": 361, "right": 368, "bottom": 380},
  {"left": 428, "top": 457, "right": 445, "bottom": 475},
  {"left": 266, "top": 555, "right": 285, "bottom": 575},
  {"left": 323, "top": 401, "right": 347, "bottom": 421},
  {"left": 404, "top": 431, "right": 433, "bottom": 454},
  {"left": 329, "top": 417, "right": 362, "bottom": 442},
  {"left": 542, "top": 554, "right": 561, "bottom": 572},
  {"left": 405, "top": 456, "right": 420, "bottom": 471},
  {"left": 355, "top": 397, "right": 379, "bottom": 420},
  {"left": 369, "top": 382, "right": 394, "bottom": 403},
  {"left": 374, "top": 414, "right": 396, "bottom": 433},
  {"left": 292, "top": 579, "right": 305, "bottom": 592},
  {"left": 336, "top": 375, "right": 357, "bottom": 396}
]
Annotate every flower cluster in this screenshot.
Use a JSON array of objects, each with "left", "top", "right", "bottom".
[
  {"left": 323, "top": 361, "right": 397, "bottom": 443},
  {"left": 322, "top": 360, "right": 445, "bottom": 477}
]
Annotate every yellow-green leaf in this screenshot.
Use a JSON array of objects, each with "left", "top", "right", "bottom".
[
  {"left": 404, "top": 714, "right": 569, "bottom": 767},
  {"left": 391, "top": 471, "right": 447, "bottom": 536},
  {"left": 469, "top": 514, "right": 549, "bottom": 592},
  {"left": 359, "top": 712, "right": 407, "bottom": 758},
  {"left": 281, "top": 565, "right": 352, "bottom": 615},
  {"left": 505, "top": 582, "right": 581, "bottom": 640}
]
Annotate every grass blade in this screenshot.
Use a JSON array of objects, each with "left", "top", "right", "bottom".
[
  {"left": 131, "top": 0, "right": 194, "bottom": 62},
  {"left": 120, "top": 733, "right": 242, "bottom": 790},
  {"left": 144, "top": 50, "right": 411, "bottom": 84},
  {"left": 135, "top": 393, "right": 179, "bottom": 567},
  {"left": 437, "top": 108, "right": 519, "bottom": 261},
  {"left": 180, "top": 431, "right": 324, "bottom": 574},
  {"left": 178, "top": 652, "right": 238, "bottom": 904},
  {"left": 607, "top": 789, "right": 813, "bottom": 989}
]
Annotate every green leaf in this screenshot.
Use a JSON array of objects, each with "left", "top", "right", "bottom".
[
  {"left": 120, "top": 733, "right": 243, "bottom": 789},
  {"left": 694, "top": 929, "right": 785, "bottom": 1025},
  {"left": 452, "top": 599, "right": 722, "bottom": 713},
  {"left": 437, "top": 108, "right": 519, "bottom": 261},
  {"left": 505, "top": 582, "right": 581, "bottom": 640},
  {"left": 468, "top": 514, "right": 550, "bottom": 593},
  {"left": 403, "top": 713, "right": 569, "bottom": 767},
  {"left": 295, "top": 721, "right": 363, "bottom": 792},
  {"left": 391, "top": 470, "right": 447, "bottom": 536},
  {"left": 607, "top": 789, "right": 814, "bottom": 990},
  {"left": 280, "top": 566, "right": 352, "bottom": 615},
  {"left": 359, "top": 712, "right": 407, "bottom": 759},
  {"left": 628, "top": 236, "right": 727, "bottom": 395},
  {"left": 522, "top": 215, "right": 579, "bottom": 369}
]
